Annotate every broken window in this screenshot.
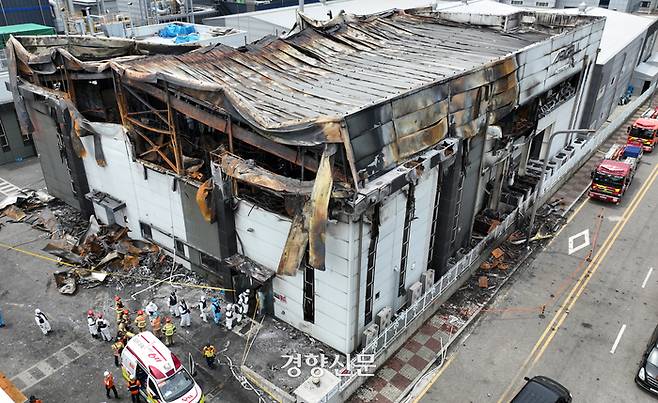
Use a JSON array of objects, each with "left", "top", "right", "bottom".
[
  {"left": 0, "top": 119, "right": 9, "bottom": 152},
  {"left": 398, "top": 185, "right": 415, "bottom": 297},
  {"left": 175, "top": 239, "right": 185, "bottom": 257},
  {"left": 140, "top": 222, "right": 152, "bottom": 239},
  {"left": 364, "top": 205, "right": 381, "bottom": 325},
  {"left": 303, "top": 264, "right": 315, "bottom": 323}
]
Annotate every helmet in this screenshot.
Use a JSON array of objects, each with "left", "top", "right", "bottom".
[
  {"left": 114, "top": 296, "right": 121, "bottom": 301},
  {"left": 35, "top": 309, "right": 41, "bottom": 314},
  {"left": 87, "top": 309, "right": 94, "bottom": 316},
  {"left": 123, "top": 309, "right": 129, "bottom": 314},
  {"left": 245, "top": 289, "right": 250, "bottom": 295},
  {"left": 165, "top": 317, "right": 171, "bottom": 323},
  {"left": 97, "top": 313, "right": 104, "bottom": 319},
  {"left": 201, "top": 296, "right": 206, "bottom": 302},
  {"left": 137, "top": 310, "right": 144, "bottom": 315},
  {"left": 104, "top": 371, "right": 110, "bottom": 377},
  {"left": 226, "top": 304, "right": 233, "bottom": 310}
]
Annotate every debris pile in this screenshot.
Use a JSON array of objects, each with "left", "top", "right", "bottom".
[{"left": 0, "top": 188, "right": 202, "bottom": 294}]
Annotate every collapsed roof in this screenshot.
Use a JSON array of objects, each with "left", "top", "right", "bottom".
[{"left": 7, "top": 8, "right": 604, "bottom": 273}]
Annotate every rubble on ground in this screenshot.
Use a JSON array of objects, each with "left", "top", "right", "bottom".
[{"left": 0, "top": 188, "right": 203, "bottom": 293}]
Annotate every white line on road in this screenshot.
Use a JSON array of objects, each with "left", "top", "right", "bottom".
[
  {"left": 610, "top": 324, "right": 627, "bottom": 354},
  {"left": 568, "top": 229, "right": 590, "bottom": 255},
  {"left": 642, "top": 267, "right": 654, "bottom": 289}
]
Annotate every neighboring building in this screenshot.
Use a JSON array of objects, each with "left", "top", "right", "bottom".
[
  {"left": 555, "top": 7, "right": 658, "bottom": 129},
  {"left": 0, "top": 24, "right": 54, "bottom": 164},
  {"left": 0, "top": 0, "right": 54, "bottom": 27},
  {"left": 7, "top": 9, "right": 603, "bottom": 353},
  {"left": 501, "top": 0, "right": 642, "bottom": 12},
  {"left": 203, "top": 0, "right": 445, "bottom": 43}
]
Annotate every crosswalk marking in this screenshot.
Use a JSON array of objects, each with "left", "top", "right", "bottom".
[
  {"left": 0, "top": 177, "right": 21, "bottom": 197},
  {"left": 10, "top": 341, "right": 89, "bottom": 391}
]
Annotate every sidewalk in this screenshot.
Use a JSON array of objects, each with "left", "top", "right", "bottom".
[{"left": 348, "top": 97, "right": 655, "bottom": 403}]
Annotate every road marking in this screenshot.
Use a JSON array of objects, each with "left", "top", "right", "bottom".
[
  {"left": 642, "top": 267, "right": 653, "bottom": 288},
  {"left": 10, "top": 341, "right": 88, "bottom": 391},
  {"left": 567, "top": 229, "right": 590, "bottom": 255},
  {"left": 411, "top": 355, "right": 456, "bottom": 403},
  {"left": 607, "top": 215, "right": 624, "bottom": 222},
  {"left": 497, "top": 162, "right": 658, "bottom": 403},
  {"left": 610, "top": 324, "right": 627, "bottom": 354},
  {"left": 0, "top": 177, "right": 21, "bottom": 197}
]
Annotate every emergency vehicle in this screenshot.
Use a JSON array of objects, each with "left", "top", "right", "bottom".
[
  {"left": 589, "top": 143, "right": 642, "bottom": 204},
  {"left": 121, "top": 331, "right": 204, "bottom": 403},
  {"left": 627, "top": 117, "right": 658, "bottom": 152}
]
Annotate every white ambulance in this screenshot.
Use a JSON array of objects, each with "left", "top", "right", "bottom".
[{"left": 121, "top": 331, "right": 204, "bottom": 403}]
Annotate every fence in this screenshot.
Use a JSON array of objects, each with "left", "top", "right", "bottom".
[{"left": 335, "top": 83, "right": 657, "bottom": 394}]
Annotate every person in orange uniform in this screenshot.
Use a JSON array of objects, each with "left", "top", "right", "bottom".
[
  {"left": 114, "top": 296, "right": 124, "bottom": 322},
  {"left": 127, "top": 376, "right": 141, "bottom": 403},
  {"left": 151, "top": 315, "right": 162, "bottom": 339},
  {"left": 134, "top": 310, "right": 147, "bottom": 333},
  {"left": 104, "top": 371, "right": 119, "bottom": 399},
  {"left": 28, "top": 396, "right": 42, "bottom": 403}
]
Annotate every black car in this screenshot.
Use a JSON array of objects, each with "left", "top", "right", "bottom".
[
  {"left": 636, "top": 324, "right": 658, "bottom": 395},
  {"left": 511, "top": 376, "right": 573, "bottom": 403}
]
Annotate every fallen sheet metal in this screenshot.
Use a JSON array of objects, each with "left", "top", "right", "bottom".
[
  {"left": 2, "top": 205, "right": 26, "bottom": 221},
  {"left": 218, "top": 151, "right": 315, "bottom": 194},
  {"left": 277, "top": 201, "right": 310, "bottom": 276},
  {"left": 308, "top": 146, "right": 335, "bottom": 270},
  {"left": 43, "top": 241, "right": 85, "bottom": 265},
  {"left": 196, "top": 179, "right": 214, "bottom": 223}
]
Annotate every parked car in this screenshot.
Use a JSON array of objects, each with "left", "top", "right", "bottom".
[
  {"left": 511, "top": 376, "right": 572, "bottom": 403},
  {"left": 636, "top": 324, "right": 658, "bottom": 395}
]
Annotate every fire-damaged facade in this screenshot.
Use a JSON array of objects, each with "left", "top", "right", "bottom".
[{"left": 7, "top": 9, "right": 603, "bottom": 354}]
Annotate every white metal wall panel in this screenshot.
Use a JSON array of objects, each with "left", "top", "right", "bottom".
[
  {"left": 372, "top": 192, "right": 406, "bottom": 314},
  {"left": 402, "top": 169, "right": 438, "bottom": 292},
  {"left": 234, "top": 201, "right": 290, "bottom": 269},
  {"left": 79, "top": 124, "right": 186, "bottom": 244}
]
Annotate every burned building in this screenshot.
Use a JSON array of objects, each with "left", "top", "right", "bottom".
[{"left": 8, "top": 9, "right": 603, "bottom": 354}]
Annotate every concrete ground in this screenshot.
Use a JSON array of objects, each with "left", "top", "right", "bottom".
[
  {"left": 0, "top": 156, "right": 326, "bottom": 402},
  {"left": 414, "top": 132, "right": 658, "bottom": 399}
]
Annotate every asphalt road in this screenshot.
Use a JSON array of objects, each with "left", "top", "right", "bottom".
[{"left": 418, "top": 151, "right": 658, "bottom": 402}]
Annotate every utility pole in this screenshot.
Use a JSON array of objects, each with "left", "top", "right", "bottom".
[
  {"left": 298, "top": 0, "right": 304, "bottom": 12},
  {"left": 525, "top": 129, "right": 595, "bottom": 249}
]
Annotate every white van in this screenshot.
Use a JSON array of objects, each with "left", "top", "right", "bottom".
[{"left": 121, "top": 331, "right": 204, "bottom": 403}]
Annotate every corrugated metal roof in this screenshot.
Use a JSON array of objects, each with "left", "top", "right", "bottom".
[{"left": 119, "top": 11, "right": 550, "bottom": 130}]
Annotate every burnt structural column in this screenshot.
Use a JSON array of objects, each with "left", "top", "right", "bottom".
[
  {"left": 57, "top": 108, "right": 94, "bottom": 219},
  {"left": 429, "top": 141, "right": 463, "bottom": 278},
  {"left": 212, "top": 165, "right": 239, "bottom": 300}
]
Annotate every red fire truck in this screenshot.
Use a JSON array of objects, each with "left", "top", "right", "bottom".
[
  {"left": 628, "top": 117, "right": 658, "bottom": 152},
  {"left": 589, "top": 143, "right": 642, "bottom": 204}
]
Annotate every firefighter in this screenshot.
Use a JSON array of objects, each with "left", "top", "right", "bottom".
[
  {"left": 179, "top": 299, "right": 191, "bottom": 328},
  {"left": 117, "top": 318, "right": 128, "bottom": 335},
  {"left": 114, "top": 296, "right": 124, "bottom": 322},
  {"left": 134, "top": 310, "right": 148, "bottom": 333},
  {"left": 202, "top": 344, "right": 216, "bottom": 369},
  {"left": 168, "top": 291, "right": 180, "bottom": 317},
  {"left": 127, "top": 376, "right": 141, "bottom": 403},
  {"left": 121, "top": 309, "right": 131, "bottom": 324},
  {"left": 97, "top": 313, "right": 112, "bottom": 342},
  {"left": 34, "top": 308, "right": 51, "bottom": 335},
  {"left": 197, "top": 296, "right": 208, "bottom": 323},
  {"left": 112, "top": 337, "right": 124, "bottom": 367},
  {"left": 87, "top": 309, "right": 99, "bottom": 339},
  {"left": 104, "top": 370, "right": 119, "bottom": 399},
  {"left": 225, "top": 304, "right": 235, "bottom": 330},
  {"left": 151, "top": 314, "right": 162, "bottom": 339},
  {"left": 163, "top": 317, "right": 176, "bottom": 346},
  {"left": 28, "top": 396, "right": 42, "bottom": 403}
]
